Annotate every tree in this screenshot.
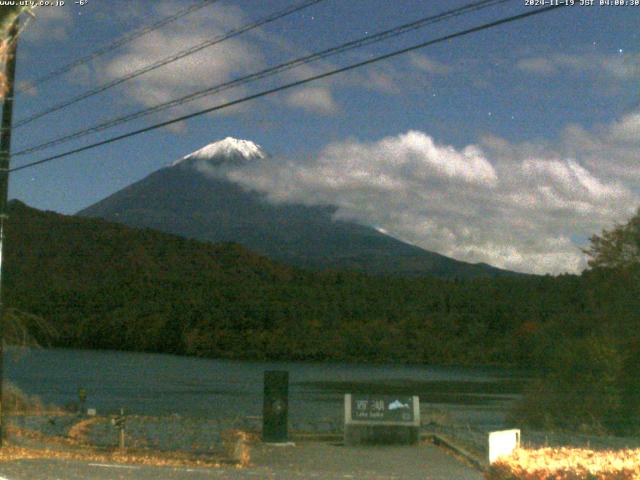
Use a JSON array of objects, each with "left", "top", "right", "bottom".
[
  {"left": 2, "top": 308, "right": 57, "bottom": 348},
  {"left": 1, "top": 6, "right": 37, "bottom": 100},
  {"left": 584, "top": 207, "right": 640, "bottom": 269},
  {"left": 0, "top": 7, "right": 21, "bottom": 35},
  {"left": 512, "top": 335, "right": 624, "bottom": 433}
]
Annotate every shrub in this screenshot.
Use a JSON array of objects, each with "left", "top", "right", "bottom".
[
  {"left": 485, "top": 447, "right": 640, "bottom": 480},
  {"left": 511, "top": 336, "right": 623, "bottom": 433}
]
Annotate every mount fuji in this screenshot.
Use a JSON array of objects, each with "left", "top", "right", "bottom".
[{"left": 78, "top": 137, "right": 516, "bottom": 278}]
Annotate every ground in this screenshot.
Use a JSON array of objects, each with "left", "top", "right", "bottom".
[{"left": 0, "top": 441, "right": 483, "bottom": 480}]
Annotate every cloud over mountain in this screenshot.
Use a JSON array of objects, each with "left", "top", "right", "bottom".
[{"left": 216, "top": 114, "right": 639, "bottom": 275}]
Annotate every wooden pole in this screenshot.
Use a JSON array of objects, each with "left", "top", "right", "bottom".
[{"left": 0, "top": 15, "right": 19, "bottom": 448}]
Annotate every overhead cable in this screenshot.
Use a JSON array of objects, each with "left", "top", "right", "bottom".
[
  {"left": 13, "top": 0, "right": 326, "bottom": 128},
  {"left": 11, "top": 5, "right": 565, "bottom": 173},
  {"left": 14, "top": 0, "right": 508, "bottom": 156},
  {"left": 16, "top": 0, "right": 221, "bottom": 95}
]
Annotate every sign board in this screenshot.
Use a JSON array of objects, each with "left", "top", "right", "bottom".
[
  {"left": 345, "top": 394, "right": 420, "bottom": 426},
  {"left": 488, "top": 429, "right": 520, "bottom": 464}
]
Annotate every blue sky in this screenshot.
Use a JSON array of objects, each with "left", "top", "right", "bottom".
[{"left": 7, "top": 0, "right": 640, "bottom": 274}]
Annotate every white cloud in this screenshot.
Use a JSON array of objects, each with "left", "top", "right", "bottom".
[
  {"left": 409, "top": 54, "right": 453, "bottom": 75},
  {"left": 363, "top": 69, "right": 401, "bottom": 94},
  {"left": 285, "top": 86, "right": 338, "bottom": 115},
  {"left": 608, "top": 111, "right": 640, "bottom": 143},
  {"left": 100, "top": 1, "right": 361, "bottom": 120},
  {"left": 517, "top": 52, "right": 640, "bottom": 81},
  {"left": 99, "top": 1, "right": 265, "bottom": 124},
  {"left": 22, "top": 5, "right": 72, "bottom": 42},
  {"left": 211, "top": 112, "right": 640, "bottom": 275},
  {"left": 516, "top": 57, "right": 556, "bottom": 75},
  {"left": 521, "top": 158, "right": 625, "bottom": 201},
  {"left": 559, "top": 112, "right": 640, "bottom": 183}
]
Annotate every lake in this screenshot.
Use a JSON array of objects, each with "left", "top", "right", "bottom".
[{"left": 5, "top": 347, "right": 525, "bottom": 430}]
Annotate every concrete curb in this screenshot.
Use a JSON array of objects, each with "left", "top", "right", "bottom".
[
  {"left": 290, "top": 433, "right": 342, "bottom": 442},
  {"left": 284, "top": 431, "right": 488, "bottom": 472},
  {"left": 422, "top": 433, "right": 487, "bottom": 472}
]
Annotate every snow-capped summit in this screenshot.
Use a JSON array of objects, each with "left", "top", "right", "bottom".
[
  {"left": 172, "top": 137, "right": 266, "bottom": 167},
  {"left": 80, "top": 133, "right": 516, "bottom": 279}
]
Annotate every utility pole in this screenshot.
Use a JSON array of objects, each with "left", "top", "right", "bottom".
[{"left": 0, "top": 15, "right": 19, "bottom": 448}]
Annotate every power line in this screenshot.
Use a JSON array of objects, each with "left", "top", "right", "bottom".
[
  {"left": 11, "top": 5, "right": 565, "bottom": 174},
  {"left": 14, "top": 0, "right": 508, "bottom": 157},
  {"left": 15, "top": 0, "right": 220, "bottom": 95},
  {"left": 13, "top": 0, "right": 326, "bottom": 128}
]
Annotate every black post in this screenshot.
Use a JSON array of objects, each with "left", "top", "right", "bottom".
[
  {"left": 262, "top": 370, "right": 288, "bottom": 443},
  {"left": 0, "top": 16, "right": 19, "bottom": 448},
  {"left": 118, "top": 408, "right": 125, "bottom": 451},
  {"left": 78, "top": 387, "right": 87, "bottom": 414}
]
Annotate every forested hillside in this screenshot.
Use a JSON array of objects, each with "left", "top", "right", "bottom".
[{"left": 1, "top": 200, "right": 631, "bottom": 364}]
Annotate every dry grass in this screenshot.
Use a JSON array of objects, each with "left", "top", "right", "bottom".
[
  {"left": 1, "top": 383, "right": 254, "bottom": 469},
  {"left": 0, "top": 444, "right": 226, "bottom": 469},
  {"left": 485, "top": 447, "right": 640, "bottom": 480},
  {"left": 8, "top": 422, "right": 251, "bottom": 469},
  {"left": 3, "top": 382, "right": 63, "bottom": 415},
  {"left": 5, "top": 424, "right": 234, "bottom": 469},
  {"left": 67, "top": 417, "right": 102, "bottom": 444},
  {"left": 221, "top": 429, "right": 253, "bottom": 467}
]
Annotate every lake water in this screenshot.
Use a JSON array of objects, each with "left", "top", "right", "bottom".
[{"left": 5, "top": 348, "right": 524, "bottom": 430}]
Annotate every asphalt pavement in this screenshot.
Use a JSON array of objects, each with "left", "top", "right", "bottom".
[{"left": 0, "top": 441, "right": 483, "bottom": 480}]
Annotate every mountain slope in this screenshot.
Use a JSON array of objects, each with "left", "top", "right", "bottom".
[{"left": 78, "top": 137, "right": 518, "bottom": 278}]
